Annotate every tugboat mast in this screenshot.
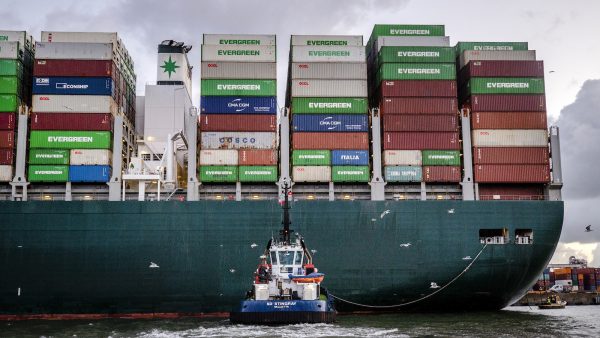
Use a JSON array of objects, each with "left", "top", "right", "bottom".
[{"left": 280, "top": 183, "right": 293, "bottom": 244}]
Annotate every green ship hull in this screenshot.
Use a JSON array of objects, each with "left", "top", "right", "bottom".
[{"left": 0, "top": 200, "right": 563, "bottom": 316}]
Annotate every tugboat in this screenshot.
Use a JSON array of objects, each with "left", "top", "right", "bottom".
[
  {"left": 538, "top": 294, "right": 567, "bottom": 309},
  {"left": 229, "top": 184, "right": 336, "bottom": 324}
]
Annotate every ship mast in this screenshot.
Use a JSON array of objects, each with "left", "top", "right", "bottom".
[{"left": 280, "top": 183, "right": 293, "bottom": 244}]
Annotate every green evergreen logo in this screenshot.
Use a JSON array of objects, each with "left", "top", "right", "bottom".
[{"left": 160, "top": 55, "right": 179, "bottom": 78}]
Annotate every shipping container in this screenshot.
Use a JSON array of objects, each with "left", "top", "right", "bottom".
[
  {"left": 200, "top": 132, "right": 277, "bottom": 150},
  {"left": 460, "top": 50, "right": 536, "bottom": 69},
  {"left": 382, "top": 115, "right": 458, "bottom": 132},
  {"left": 0, "top": 59, "right": 23, "bottom": 76},
  {"left": 292, "top": 132, "right": 369, "bottom": 150},
  {"left": 291, "top": 46, "right": 366, "bottom": 63},
  {"left": 32, "top": 77, "right": 114, "bottom": 96},
  {"left": 28, "top": 149, "right": 69, "bottom": 165},
  {"left": 0, "top": 31, "right": 32, "bottom": 51},
  {"left": 423, "top": 166, "right": 461, "bottom": 182},
  {"left": 200, "top": 79, "right": 276, "bottom": 97},
  {"left": 383, "top": 132, "right": 460, "bottom": 150},
  {"left": 381, "top": 97, "right": 458, "bottom": 115},
  {"left": 34, "top": 59, "right": 115, "bottom": 78},
  {"left": 291, "top": 97, "right": 368, "bottom": 114},
  {"left": 292, "top": 150, "right": 330, "bottom": 166},
  {"left": 474, "top": 164, "right": 550, "bottom": 183},
  {"left": 238, "top": 149, "right": 277, "bottom": 166},
  {"left": 471, "top": 129, "right": 548, "bottom": 147},
  {"left": 379, "top": 80, "right": 457, "bottom": 97},
  {"left": 371, "top": 36, "right": 451, "bottom": 54},
  {"left": 473, "top": 147, "right": 549, "bottom": 165},
  {"left": 35, "top": 42, "right": 113, "bottom": 60},
  {"left": 384, "top": 166, "right": 422, "bottom": 182},
  {"left": 0, "top": 41, "right": 19, "bottom": 59},
  {"left": 291, "top": 35, "right": 363, "bottom": 46},
  {"left": 200, "top": 96, "right": 277, "bottom": 114},
  {"left": 469, "top": 95, "right": 546, "bottom": 112},
  {"left": 202, "top": 34, "right": 276, "bottom": 46},
  {"left": 331, "top": 166, "right": 369, "bottom": 182},
  {"left": 478, "top": 184, "right": 545, "bottom": 200},
  {"left": 0, "top": 94, "right": 19, "bottom": 112},
  {"left": 200, "top": 62, "right": 276, "bottom": 79},
  {"left": 201, "top": 45, "right": 276, "bottom": 62},
  {"left": 455, "top": 42, "right": 529, "bottom": 56},
  {"left": 458, "top": 60, "right": 544, "bottom": 82},
  {"left": 290, "top": 63, "right": 367, "bottom": 80},
  {"left": 30, "top": 131, "right": 112, "bottom": 149},
  {"left": 0, "top": 149, "right": 13, "bottom": 165},
  {"left": 471, "top": 112, "right": 547, "bottom": 130},
  {"left": 464, "top": 78, "right": 545, "bottom": 95},
  {"left": 292, "top": 114, "right": 368, "bottom": 132},
  {"left": 0, "top": 76, "right": 21, "bottom": 95},
  {"left": 377, "top": 63, "right": 456, "bottom": 82},
  {"left": 383, "top": 150, "right": 422, "bottom": 166},
  {"left": 67, "top": 165, "right": 110, "bottom": 182},
  {"left": 30, "top": 113, "right": 113, "bottom": 131},
  {"left": 0, "top": 164, "right": 12, "bottom": 181},
  {"left": 0, "top": 130, "right": 14, "bottom": 148},
  {"left": 422, "top": 150, "right": 461, "bottom": 166},
  {"left": 32, "top": 95, "right": 118, "bottom": 113},
  {"left": 199, "top": 114, "right": 276, "bottom": 132},
  {"left": 28, "top": 165, "right": 69, "bottom": 182},
  {"left": 69, "top": 149, "right": 112, "bottom": 165},
  {"left": 290, "top": 79, "right": 367, "bottom": 98},
  {"left": 238, "top": 166, "right": 277, "bottom": 182},
  {"left": 199, "top": 149, "right": 238, "bottom": 166},
  {"left": 0, "top": 113, "right": 15, "bottom": 130},
  {"left": 377, "top": 46, "right": 456, "bottom": 64},
  {"left": 199, "top": 166, "right": 238, "bottom": 183},
  {"left": 331, "top": 150, "right": 369, "bottom": 166},
  {"left": 292, "top": 166, "right": 331, "bottom": 182}
]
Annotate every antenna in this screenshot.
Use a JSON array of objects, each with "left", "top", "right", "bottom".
[{"left": 280, "top": 182, "right": 292, "bottom": 244}]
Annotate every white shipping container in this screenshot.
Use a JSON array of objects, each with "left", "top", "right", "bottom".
[
  {"left": 0, "top": 165, "right": 12, "bottom": 182},
  {"left": 201, "top": 132, "right": 277, "bottom": 150},
  {"left": 33, "top": 95, "right": 118, "bottom": 113},
  {"left": 460, "top": 50, "right": 537, "bottom": 68},
  {"left": 201, "top": 62, "right": 276, "bottom": 79},
  {"left": 199, "top": 149, "right": 239, "bottom": 165},
  {"left": 383, "top": 150, "right": 422, "bottom": 166},
  {"left": 290, "top": 62, "right": 367, "bottom": 80},
  {"left": 0, "top": 31, "right": 32, "bottom": 51},
  {"left": 293, "top": 166, "right": 331, "bottom": 182},
  {"left": 41, "top": 31, "right": 131, "bottom": 65},
  {"left": 291, "top": 79, "right": 368, "bottom": 98},
  {"left": 291, "top": 35, "right": 363, "bottom": 46},
  {"left": 203, "top": 34, "right": 276, "bottom": 46},
  {"left": 201, "top": 45, "right": 276, "bottom": 62},
  {"left": 292, "top": 46, "right": 365, "bottom": 63},
  {"left": 472, "top": 129, "right": 548, "bottom": 147},
  {"left": 70, "top": 149, "right": 112, "bottom": 165},
  {"left": 372, "top": 36, "right": 451, "bottom": 53},
  {"left": 35, "top": 42, "right": 113, "bottom": 60},
  {"left": 0, "top": 41, "right": 19, "bottom": 59}
]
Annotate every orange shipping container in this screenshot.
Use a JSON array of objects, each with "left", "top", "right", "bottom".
[
  {"left": 471, "top": 112, "right": 547, "bottom": 129},
  {"left": 238, "top": 149, "right": 278, "bottom": 165},
  {"left": 475, "top": 164, "right": 550, "bottom": 183}
]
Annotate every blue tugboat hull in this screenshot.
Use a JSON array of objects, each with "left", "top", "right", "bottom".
[{"left": 230, "top": 300, "right": 336, "bottom": 324}]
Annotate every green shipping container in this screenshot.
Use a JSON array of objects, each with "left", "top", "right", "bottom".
[
  {"left": 201, "top": 79, "right": 276, "bottom": 96},
  {"left": 385, "top": 166, "right": 422, "bottom": 182},
  {"left": 0, "top": 94, "right": 19, "bottom": 112},
  {"left": 378, "top": 47, "right": 456, "bottom": 64},
  {"left": 377, "top": 63, "right": 456, "bottom": 82},
  {"left": 29, "top": 131, "right": 112, "bottom": 149},
  {"left": 28, "top": 149, "right": 70, "bottom": 165},
  {"left": 0, "top": 60, "right": 23, "bottom": 76},
  {"left": 455, "top": 42, "right": 529, "bottom": 56},
  {"left": 292, "top": 97, "right": 368, "bottom": 114},
  {"left": 199, "top": 166, "right": 238, "bottom": 182},
  {"left": 28, "top": 165, "right": 69, "bottom": 182},
  {"left": 292, "top": 150, "right": 331, "bottom": 166},
  {"left": 331, "top": 165, "right": 369, "bottom": 182},
  {"left": 239, "top": 166, "right": 277, "bottom": 182},
  {"left": 421, "top": 150, "right": 461, "bottom": 166},
  {"left": 368, "top": 24, "right": 445, "bottom": 51},
  {"left": 466, "top": 78, "right": 545, "bottom": 95},
  {"left": 0, "top": 76, "right": 21, "bottom": 95}
]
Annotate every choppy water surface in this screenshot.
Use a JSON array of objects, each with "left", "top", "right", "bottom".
[{"left": 2, "top": 306, "right": 598, "bottom": 337}]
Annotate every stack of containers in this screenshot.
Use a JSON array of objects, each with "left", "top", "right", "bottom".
[
  {"left": 366, "top": 25, "right": 461, "bottom": 185},
  {"left": 0, "top": 31, "right": 34, "bottom": 182},
  {"left": 288, "top": 35, "right": 369, "bottom": 183},
  {"left": 29, "top": 32, "right": 136, "bottom": 183},
  {"left": 199, "top": 35, "right": 278, "bottom": 183},
  {"left": 456, "top": 42, "right": 550, "bottom": 200}
]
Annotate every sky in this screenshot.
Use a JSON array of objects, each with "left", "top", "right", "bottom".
[{"left": 3, "top": 0, "right": 599, "bottom": 265}]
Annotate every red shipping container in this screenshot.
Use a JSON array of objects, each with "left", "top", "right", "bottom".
[
  {"left": 33, "top": 59, "right": 116, "bottom": 78},
  {"left": 381, "top": 97, "right": 458, "bottom": 115},
  {"left": 0, "top": 113, "right": 16, "bottom": 130},
  {"left": 474, "top": 164, "right": 550, "bottom": 183},
  {"left": 423, "top": 166, "right": 461, "bottom": 183},
  {"left": 199, "top": 114, "right": 276, "bottom": 132},
  {"left": 30, "top": 113, "right": 113, "bottom": 131},
  {"left": 0, "top": 131, "right": 14, "bottom": 148},
  {"left": 478, "top": 184, "right": 545, "bottom": 200},
  {"left": 379, "top": 80, "right": 457, "bottom": 97},
  {"left": 383, "top": 114, "right": 458, "bottom": 132},
  {"left": 458, "top": 60, "right": 544, "bottom": 85},
  {"left": 383, "top": 132, "right": 460, "bottom": 150},
  {"left": 471, "top": 112, "right": 547, "bottom": 129},
  {"left": 293, "top": 132, "right": 369, "bottom": 150},
  {"left": 473, "top": 147, "right": 549, "bottom": 165},
  {"left": 467, "top": 95, "right": 546, "bottom": 112},
  {"left": 0, "top": 148, "right": 13, "bottom": 165},
  {"left": 239, "top": 149, "right": 278, "bottom": 165}
]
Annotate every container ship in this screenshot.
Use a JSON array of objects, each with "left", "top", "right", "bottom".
[{"left": 0, "top": 25, "right": 564, "bottom": 318}]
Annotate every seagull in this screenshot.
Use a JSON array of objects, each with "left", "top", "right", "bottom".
[
  {"left": 311, "top": 249, "right": 318, "bottom": 254},
  {"left": 447, "top": 209, "right": 455, "bottom": 214},
  {"left": 430, "top": 282, "right": 440, "bottom": 289},
  {"left": 400, "top": 243, "right": 412, "bottom": 248},
  {"left": 229, "top": 268, "right": 236, "bottom": 273},
  {"left": 149, "top": 262, "right": 159, "bottom": 268},
  {"left": 380, "top": 210, "right": 391, "bottom": 219},
  {"left": 462, "top": 256, "right": 472, "bottom": 261},
  {"left": 585, "top": 225, "right": 593, "bottom": 232},
  {"left": 549, "top": 70, "right": 556, "bottom": 73},
  {"left": 250, "top": 243, "right": 258, "bottom": 248},
  {"left": 371, "top": 218, "right": 377, "bottom": 222}
]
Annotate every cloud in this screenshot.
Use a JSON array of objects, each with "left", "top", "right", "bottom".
[{"left": 551, "top": 242, "right": 598, "bottom": 266}]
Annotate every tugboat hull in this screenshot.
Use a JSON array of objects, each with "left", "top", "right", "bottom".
[{"left": 230, "top": 300, "right": 336, "bottom": 324}]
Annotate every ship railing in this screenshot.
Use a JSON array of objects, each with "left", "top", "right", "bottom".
[{"left": 479, "top": 194, "right": 548, "bottom": 201}]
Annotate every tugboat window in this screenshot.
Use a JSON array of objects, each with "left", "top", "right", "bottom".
[
  {"left": 270, "top": 251, "right": 278, "bottom": 265},
  {"left": 295, "top": 252, "right": 303, "bottom": 265},
  {"left": 279, "top": 251, "right": 295, "bottom": 265}
]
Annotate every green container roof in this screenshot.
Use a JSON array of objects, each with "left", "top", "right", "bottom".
[
  {"left": 377, "top": 63, "right": 456, "bottom": 82},
  {"left": 291, "top": 97, "right": 368, "bottom": 114},
  {"left": 331, "top": 165, "right": 369, "bottom": 182},
  {"left": 368, "top": 24, "right": 445, "bottom": 51},
  {"left": 421, "top": 150, "right": 461, "bottom": 166},
  {"left": 201, "top": 79, "right": 276, "bottom": 96},
  {"left": 465, "top": 78, "right": 545, "bottom": 95},
  {"left": 292, "top": 150, "right": 331, "bottom": 166},
  {"left": 28, "top": 149, "right": 70, "bottom": 165},
  {"left": 28, "top": 165, "right": 69, "bottom": 182},
  {"left": 199, "top": 166, "right": 238, "bottom": 182},
  {"left": 239, "top": 166, "right": 277, "bottom": 182},
  {"left": 378, "top": 46, "right": 456, "bottom": 64},
  {"left": 30, "top": 131, "right": 112, "bottom": 149}
]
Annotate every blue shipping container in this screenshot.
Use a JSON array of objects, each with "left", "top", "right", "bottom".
[
  {"left": 200, "top": 96, "right": 277, "bottom": 114},
  {"left": 69, "top": 165, "right": 111, "bottom": 182},
  {"left": 331, "top": 150, "right": 369, "bottom": 166},
  {"left": 292, "top": 114, "right": 368, "bottom": 132},
  {"left": 33, "top": 77, "right": 114, "bottom": 96}
]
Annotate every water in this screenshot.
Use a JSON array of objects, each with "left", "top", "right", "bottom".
[{"left": 2, "top": 306, "right": 598, "bottom": 338}]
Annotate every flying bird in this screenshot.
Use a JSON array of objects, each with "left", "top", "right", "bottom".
[
  {"left": 462, "top": 256, "right": 472, "bottom": 261},
  {"left": 549, "top": 70, "right": 556, "bottom": 73},
  {"left": 430, "top": 282, "right": 440, "bottom": 289},
  {"left": 229, "top": 268, "right": 236, "bottom": 273},
  {"left": 447, "top": 209, "right": 455, "bottom": 214},
  {"left": 400, "top": 243, "right": 412, "bottom": 248},
  {"left": 250, "top": 243, "right": 258, "bottom": 248},
  {"left": 585, "top": 225, "right": 593, "bottom": 232},
  {"left": 149, "top": 262, "right": 159, "bottom": 268},
  {"left": 380, "top": 210, "right": 391, "bottom": 219}
]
